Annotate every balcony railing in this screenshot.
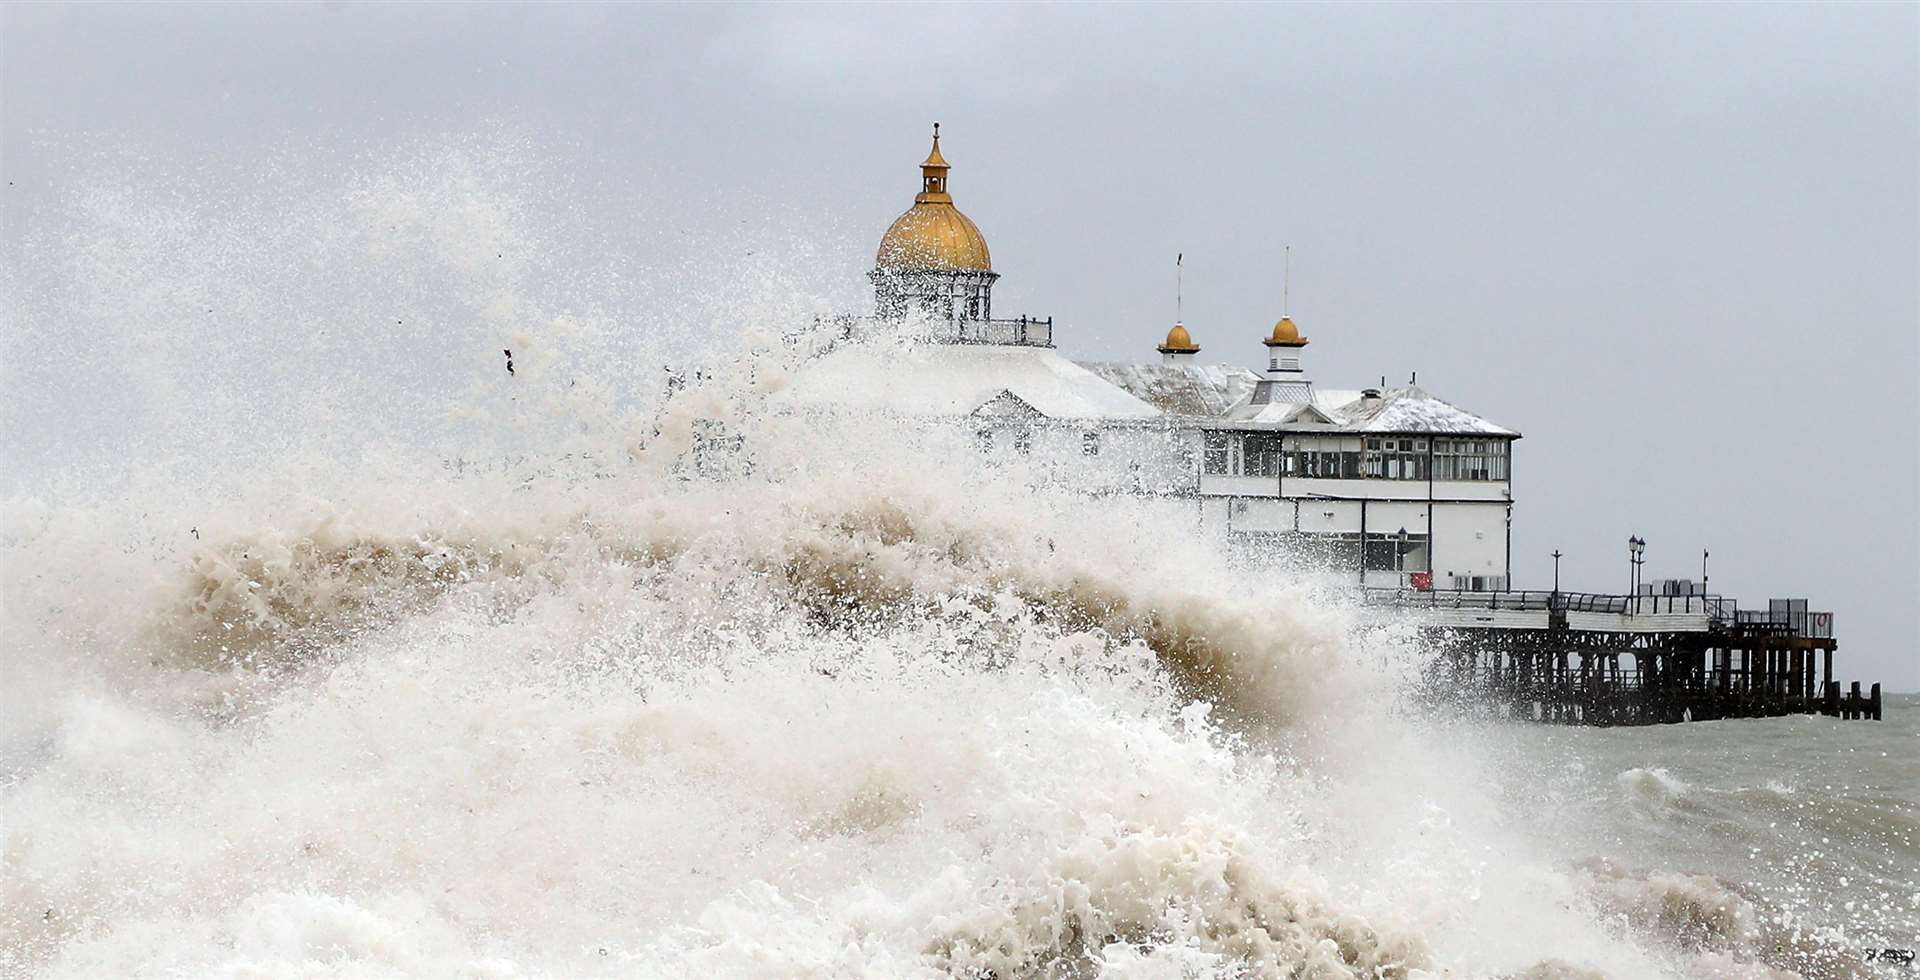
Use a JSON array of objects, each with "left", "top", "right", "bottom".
[
  {"left": 949, "top": 316, "right": 1053, "bottom": 347},
  {"left": 815, "top": 314, "right": 1055, "bottom": 349},
  {"left": 1362, "top": 588, "right": 1832, "bottom": 637}
]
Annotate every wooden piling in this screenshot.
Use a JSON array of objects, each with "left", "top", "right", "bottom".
[{"left": 1425, "top": 618, "right": 1873, "bottom": 726}]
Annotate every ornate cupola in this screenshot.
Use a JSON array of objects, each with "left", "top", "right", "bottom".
[
  {"left": 1256, "top": 316, "right": 1314, "bottom": 403},
  {"left": 1158, "top": 322, "right": 1200, "bottom": 364},
  {"left": 871, "top": 123, "right": 1000, "bottom": 323},
  {"left": 1264, "top": 316, "right": 1308, "bottom": 374}
]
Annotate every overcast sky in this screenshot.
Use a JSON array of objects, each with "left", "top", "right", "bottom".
[{"left": 3, "top": 2, "right": 1915, "bottom": 686}]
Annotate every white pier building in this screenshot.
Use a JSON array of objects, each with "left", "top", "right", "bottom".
[
  {"left": 796, "top": 127, "right": 1519, "bottom": 591},
  {"left": 770, "top": 126, "right": 1872, "bottom": 725}
]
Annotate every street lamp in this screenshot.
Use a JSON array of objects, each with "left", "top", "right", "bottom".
[
  {"left": 1627, "top": 536, "right": 1647, "bottom": 597},
  {"left": 1552, "top": 549, "right": 1563, "bottom": 594},
  {"left": 1701, "top": 548, "right": 1709, "bottom": 596}
]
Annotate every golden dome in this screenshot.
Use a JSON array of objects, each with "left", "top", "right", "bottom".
[
  {"left": 877, "top": 205, "right": 992, "bottom": 272},
  {"left": 1265, "top": 316, "right": 1308, "bottom": 347},
  {"left": 875, "top": 124, "right": 993, "bottom": 273},
  {"left": 1158, "top": 321, "right": 1199, "bottom": 354}
]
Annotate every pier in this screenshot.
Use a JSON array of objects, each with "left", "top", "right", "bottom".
[{"left": 1369, "top": 589, "right": 1884, "bottom": 725}]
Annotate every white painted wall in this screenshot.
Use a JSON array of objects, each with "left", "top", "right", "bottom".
[
  {"left": 1431, "top": 502, "right": 1510, "bottom": 585},
  {"left": 1222, "top": 496, "right": 1294, "bottom": 533}
]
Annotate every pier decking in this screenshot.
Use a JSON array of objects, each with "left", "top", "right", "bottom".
[{"left": 1367, "top": 589, "right": 1883, "bottom": 725}]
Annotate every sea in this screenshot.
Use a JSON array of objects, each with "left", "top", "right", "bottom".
[{"left": 2, "top": 148, "right": 1915, "bottom": 979}]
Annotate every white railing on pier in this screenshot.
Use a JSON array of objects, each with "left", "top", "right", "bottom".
[
  {"left": 813, "top": 314, "right": 1055, "bottom": 349},
  {"left": 1362, "top": 588, "right": 1832, "bottom": 638},
  {"left": 950, "top": 316, "right": 1053, "bottom": 347}
]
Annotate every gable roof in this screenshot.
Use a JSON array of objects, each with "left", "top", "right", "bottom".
[
  {"left": 1316, "top": 386, "right": 1518, "bottom": 436},
  {"left": 1077, "top": 361, "right": 1261, "bottom": 417},
  {"left": 970, "top": 389, "right": 1045, "bottom": 419},
  {"left": 781, "top": 344, "right": 1163, "bottom": 421}
]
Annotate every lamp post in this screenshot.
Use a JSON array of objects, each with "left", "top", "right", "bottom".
[
  {"left": 1701, "top": 548, "right": 1709, "bottom": 596},
  {"left": 1627, "top": 536, "right": 1646, "bottom": 599},
  {"left": 1626, "top": 537, "right": 1633, "bottom": 595},
  {"left": 1552, "top": 549, "right": 1563, "bottom": 594}
]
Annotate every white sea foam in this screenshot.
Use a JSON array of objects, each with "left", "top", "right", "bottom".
[{"left": 1619, "top": 767, "right": 1693, "bottom": 810}]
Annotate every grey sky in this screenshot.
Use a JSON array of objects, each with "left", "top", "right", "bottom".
[{"left": 3, "top": 2, "right": 1916, "bottom": 686}]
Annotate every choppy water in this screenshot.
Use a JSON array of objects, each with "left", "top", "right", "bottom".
[
  {"left": 1489, "top": 699, "right": 1920, "bottom": 975},
  {"left": 2, "top": 144, "right": 1914, "bottom": 979}
]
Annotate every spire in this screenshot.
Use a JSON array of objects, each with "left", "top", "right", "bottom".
[
  {"left": 916, "top": 122, "right": 952, "bottom": 203},
  {"left": 1283, "top": 245, "right": 1291, "bottom": 317},
  {"left": 1266, "top": 248, "right": 1307, "bottom": 352}
]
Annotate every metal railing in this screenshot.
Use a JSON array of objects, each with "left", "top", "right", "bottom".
[
  {"left": 1363, "top": 589, "right": 1701, "bottom": 613},
  {"left": 1364, "top": 588, "right": 1562, "bottom": 611},
  {"left": 950, "top": 316, "right": 1053, "bottom": 347},
  {"left": 1364, "top": 587, "right": 1832, "bottom": 638},
  {"left": 818, "top": 314, "right": 1055, "bottom": 349}
]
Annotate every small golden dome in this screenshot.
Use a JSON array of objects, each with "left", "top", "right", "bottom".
[
  {"left": 1265, "top": 316, "right": 1308, "bottom": 347},
  {"left": 1158, "top": 322, "right": 1199, "bottom": 354},
  {"left": 875, "top": 124, "right": 993, "bottom": 273}
]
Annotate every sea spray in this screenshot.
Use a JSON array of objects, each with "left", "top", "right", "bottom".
[{"left": 3, "top": 140, "right": 1895, "bottom": 979}]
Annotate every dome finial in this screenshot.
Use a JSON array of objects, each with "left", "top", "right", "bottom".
[
  {"left": 921, "top": 124, "right": 949, "bottom": 172},
  {"left": 917, "top": 122, "right": 952, "bottom": 202}
]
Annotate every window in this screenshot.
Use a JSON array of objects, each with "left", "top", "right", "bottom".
[
  {"left": 1363, "top": 531, "right": 1430, "bottom": 571},
  {"left": 1433, "top": 438, "right": 1509, "bottom": 481},
  {"left": 1013, "top": 430, "right": 1032, "bottom": 455},
  {"left": 975, "top": 428, "right": 993, "bottom": 451},
  {"left": 1284, "top": 436, "right": 1361, "bottom": 479},
  {"left": 1203, "top": 431, "right": 1232, "bottom": 475},
  {"left": 1362, "top": 438, "right": 1430, "bottom": 480},
  {"left": 1244, "top": 432, "right": 1285, "bottom": 477},
  {"left": 1082, "top": 431, "right": 1101, "bottom": 456}
]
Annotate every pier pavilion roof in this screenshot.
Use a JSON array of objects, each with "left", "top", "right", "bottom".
[
  {"left": 783, "top": 344, "right": 1162, "bottom": 422},
  {"left": 1325, "top": 385, "right": 1518, "bottom": 436},
  {"left": 1078, "top": 361, "right": 1260, "bottom": 418},
  {"left": 1083, "top": 363, "right": 1516, "bottom": 436}
]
